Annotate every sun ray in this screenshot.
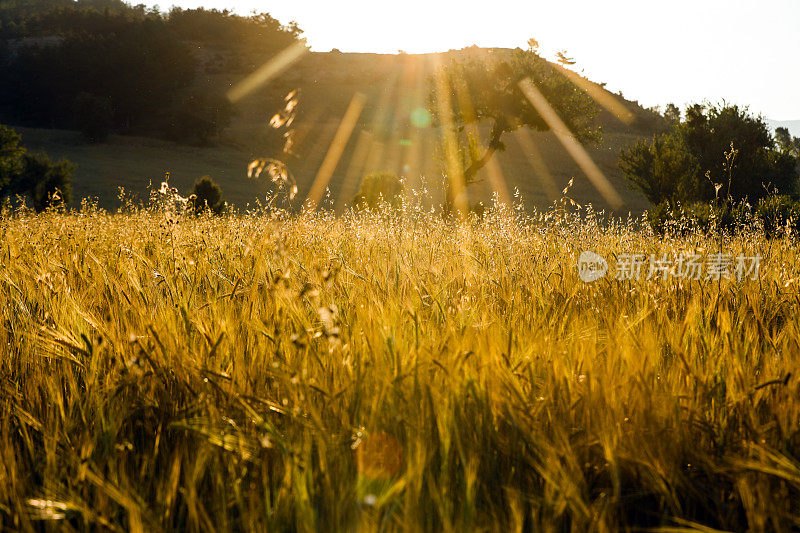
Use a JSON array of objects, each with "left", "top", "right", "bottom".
[
  {"left": 360, "top": 63, "right": 403, "bottom": 174},
  {"left": 384, "top": 55, "right": 419, "bottom": 181},
  {"left": 350, "top": 62, "right": 405, "bottom": 204},
  {"left": 484, "top": 156, "right": 512, "bottom": 206},
  {"left": 515, "top": 128, "right": 559, "bottom": 202},
  {"left": 306, "top": 93, "right": 367, "bottom": 209},
  {"left": 288, "top": 105, "right": 328, "bottom": 155},
  {"left": 554, "top": 64, "right": 635, "bottom": 125},
  {"left": 401, "top": 55, "right": 430, "bottom": 193},
  {"left": 431, "top": 53, "right": 468, "bottom": 216},
  {"left": 334, "top": 129, "right": 373, "bottom": 213},
  {"left": 518, "top": 78, "right": 623, "bottom": 209},
  {"left": 226, "top": 41, "right": 308, "bottom": 103},
  {"left": 294, "top": 117, "right": 340, "bottom": 190},
  {"left": 450, "top": 61, "right": 513, "bottom": 206},
  {"left": 382, "top": 56, "right": 417, "bottom": 176}
]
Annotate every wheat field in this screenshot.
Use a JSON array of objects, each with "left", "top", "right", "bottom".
[{"left": 1, "top": 198, "right": 800, "bottom": 532}]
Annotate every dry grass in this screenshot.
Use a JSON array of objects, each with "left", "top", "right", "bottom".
[{"left": 1, "top": 198, "right": 800, "bottom": 532}]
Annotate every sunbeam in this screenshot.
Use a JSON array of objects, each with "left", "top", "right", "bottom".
[
  {"left": 382, "top": 57, "right": 417, "bottom": 178},
  {"left": 360, "top": 64, "right": 403, "bottom": 176},
  {"left": 431, "top": 54, "right": 468, "bottom": 216},
  {"left": 288, "top": 105, "right": 329, "bottom": 156},
  {"left": 518, "top": 78, "right": 623, "bottom": 209},
  {"left": 402, "top": 55, "right": 430, "bottom": 192},
  {"left": 334, "top": 129, "right": 373, "bottom": 213},
  {"left": 484, "top": 156, "right": 512, "bottom": 206},
  {"left": 306, "top": 92, "right": 367, "bottom": 209},
  {"left": 554, "top": 64, "right": 635, "bottom": 125},
  {"left": 226, "top": 41, "right": 308, "bottom": 103},
  {"left": 515, "top": 128, "right": 559, "bottom": 202}
]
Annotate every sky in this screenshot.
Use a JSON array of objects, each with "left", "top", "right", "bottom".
[{"left": 138, "top": 0, "right": 800, "bottom": 122}]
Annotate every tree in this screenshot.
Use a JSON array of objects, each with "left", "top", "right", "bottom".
[
  {"left": 427, "top": 49, "right": 600, "bottom": 199},
  {"left": 619, "top": 133, "right": 699, "bottom": 205},
  {"left": 620, "top": 103, "right": 798, "bottom": 205},
  {"left": 166, "top": 8, "right": 302, "bottom": 58},
  {"left": 0, "top": 124, "right": 25, "bottom": 195},
  {"left": 775, "top": 126, "right": 800, "bottom": 157},
  {"left": 0, "top": 124, "right": 73, "bottom": 211},
  {"left": 663, "top": 103, "right": 681, "bottom": 125},
  {"left": 20, "top": 152, "right": 74, "bottom": 211},
  {"left": 0, "top": 4, "right": 300, "bottom": 144},
  {"left": 526, "top": 38, "right": 540, "bottom": 53},
  {"left": 191, "top": 176, "right": 225, "bottom": 214},
  {"left": 166, "top": 89, "right": 234, "bottom": 146},
  {"left": 0, "top": 19, "right": 197, "bottom": 135},
  {"left": 775, "top": 127, "right": 792, "bottom": 150}
]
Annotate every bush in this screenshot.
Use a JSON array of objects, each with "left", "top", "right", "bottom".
[
  {"left": 0, "top": 124, "right": 25, "bottom": 193},
  {"left": 353, "top": 172, "right": 403, "bottom": 209},
  {"left": 191, "top": 176, "right": 225, "bottom": 215},
  {"left": 646, "top": 201, "right": 750, "bottom": 235},
  {"left": 621, "top": 103, "right": 799, "bottom": 205},
  {"left": 0, "top": 124, "right": 73, "bottom": 211},
  {"left": 24, "top": 153, "right": 73, "bottom": 211},
  {"left": 756, "top": 195, "right": 800, "bottom": 237}
]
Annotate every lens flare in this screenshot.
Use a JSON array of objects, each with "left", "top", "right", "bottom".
[{"left": 410, "top": 108, "right": 432, "bottom": 128}]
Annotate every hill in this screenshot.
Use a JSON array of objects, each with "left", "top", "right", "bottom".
[
  {"left": 18, "top": 48, "right": 663, "bottom": 214},
  {"left": 233, "top": 49, "right": 663, "bottom": 213},
  {"left": 0, "top": 2, "right": 665, "bottom": 213}
]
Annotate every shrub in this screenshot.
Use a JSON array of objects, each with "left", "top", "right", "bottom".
[
  {"left": 353, "top": 172, "right": 403, "bottom": 209},
  {"left": 646, "top": 196, "right": 800, "bottom": 238},
  {"left": 191, "top": 175, "right": 225, "bottom": 215},
  {"left": 0, "top": 124, "right": 73, "bottom": 211},
  {"left": 0, "top": 124, "right": 25, "bottom": 193},
  {"left": 621, "top": 103, "right": 799, "bottom": 205},
  {"left": 22, "top": 152, "right": 74, "bottom": 211},
  {"left": 756, "top": 195, "right": 800, "bottom": 237}
]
